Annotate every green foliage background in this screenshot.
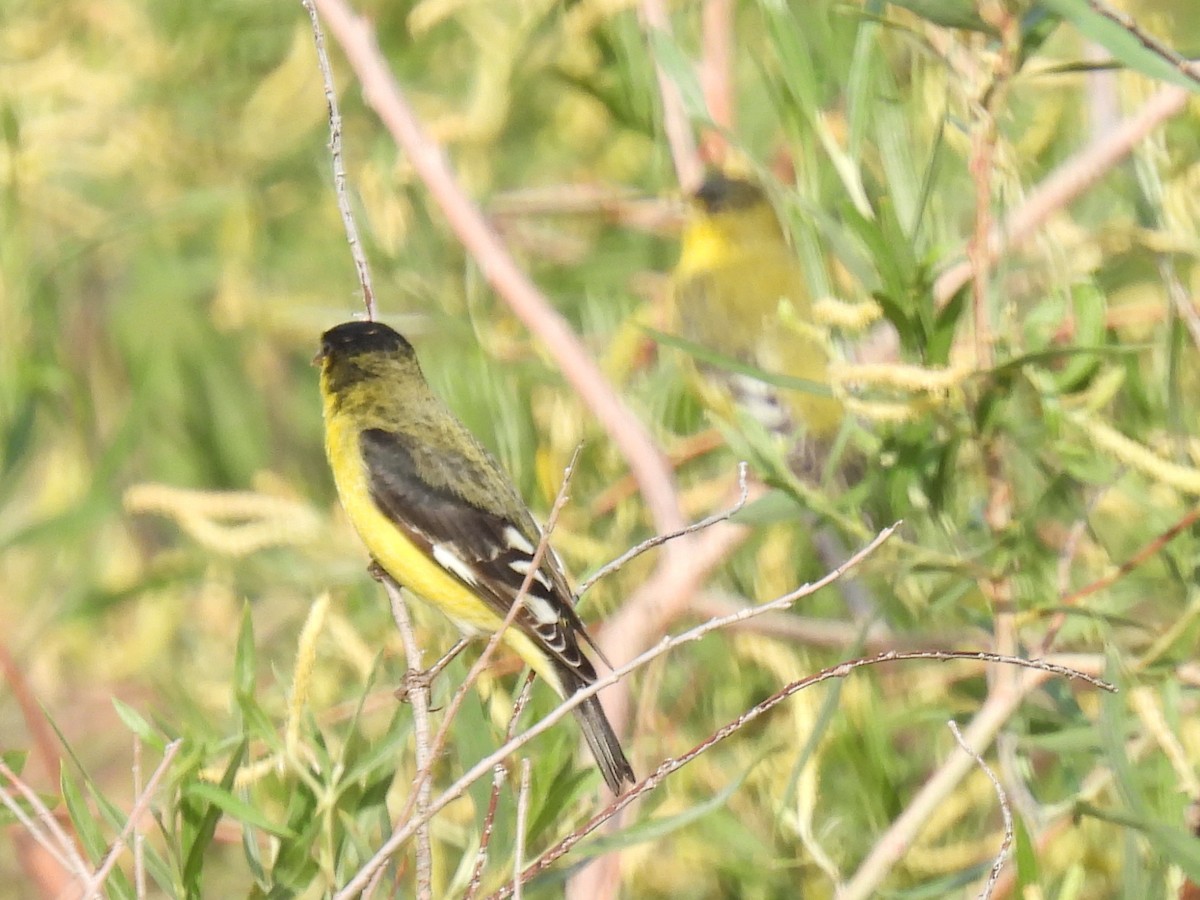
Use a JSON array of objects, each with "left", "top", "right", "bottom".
[{"left": 2, "top": 0, "right": 1200, "bottom": 896}]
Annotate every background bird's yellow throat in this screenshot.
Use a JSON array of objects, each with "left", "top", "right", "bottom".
[{"left": 674, "top": 171, "right": 843, "bottom": 443}]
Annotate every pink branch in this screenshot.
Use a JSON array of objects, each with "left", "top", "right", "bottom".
[
  {"left": 933, "top": 84, "right": 1190, "bottom": 305},
  {"left": 312, "top": 0, "right": 686, "bottom": 539}
]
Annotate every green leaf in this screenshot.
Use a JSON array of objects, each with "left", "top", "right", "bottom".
[
  {"left": 644, "top": 328, "right": 834, "bottom": 397},
  {"left": 1039, "top": 0, "right": 1200, "bottom": 92},
  {"left": 112, "top": 698, "right": 167, "bottom": 751},
  {"left": 729, "top": 489, "right": 807, "bottom": 527},
  {"left": 182, "top": 782, "right": 296, "bottom": 839},
  {"left": 1013, "top": 815, "right": 1039, "bottom": 891},
  {"left": 182, "top": 740, "right": 247, "bottom": 898},
  {"left": 234, "top": 603, "right": 257, "bottom": 702},
  {"left": 888, "top": 0, "right": 996, "bottom": 33},
  {"left": 526, "top": 757, "right": 593, "bottom": 846},
  {"left": 645, "top": 32, "right": 711, "bottom": 124},
  {"left": 61, "top": 766, "right": 105, "bottom": 864},
  {"left": 268, "top": 780, "right": 323, "bottom": 893},
  {"left": 1, "top": 750, "right": 28, "bottom": 775}
]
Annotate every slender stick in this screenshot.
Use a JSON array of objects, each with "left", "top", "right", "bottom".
[
  {"left": 301, "top": 0, "right": 376, "bottom": 319},
  {"left": 512, "top": 759, "right": 533, "bottom": 900},
  {"left": 0, "top": 762, "right": 88, "bottom": 882},
  {"left": 947, "top": 721, "right": 1012, "bottom": 900},
  {"left": 382, "top": 584, "right": 434, "bottom": 900}
]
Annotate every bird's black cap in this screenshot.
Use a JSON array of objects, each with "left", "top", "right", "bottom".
[
  {"left": 319, "top": 320, "right": 414, "bottom": 359},
  {"left": 693, "top": 170, "right": 766, "bottom": 214}
]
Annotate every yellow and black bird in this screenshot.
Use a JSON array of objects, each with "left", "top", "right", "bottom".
[
  {"left": 317, "top": 320, "right": 634, "bottom": 792},
  {"left": 674, "top": 170, "right": 843, "bottom": 466}
]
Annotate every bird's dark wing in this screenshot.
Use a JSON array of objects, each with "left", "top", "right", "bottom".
[{"left": 359, "top": 427, "right": 603, "bottom": 673}]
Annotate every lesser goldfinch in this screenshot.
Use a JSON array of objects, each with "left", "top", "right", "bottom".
[
  {"left": 317, "top": 320, "right": 635, "bottom": 792},
  {"left": 675, "top": 173, "right": 877, "bottom": 619},
  {"left": 674, "top": 170, "right": 843, "bottom": 461}
]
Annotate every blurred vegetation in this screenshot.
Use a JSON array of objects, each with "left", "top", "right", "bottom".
[{"left": 2, "top": 0, "right": 1200, "bottom": 896}]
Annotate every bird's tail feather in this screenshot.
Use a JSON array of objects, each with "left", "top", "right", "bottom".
[{"left": 573, "top": 695, "right": 635, "bottom": 794}]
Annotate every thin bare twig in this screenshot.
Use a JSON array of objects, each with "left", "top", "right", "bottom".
[
  {"left": 948, "top": 721, "right": 1012, "bottom": 900},
  {"left": 336, "top": 523, "right": 899, "bottom": 896},
  {"left": 310, "top": 0, "right": 686, "bottom": 540},
  {"left": 301, "top": 0, "right": 375, "bottom": 318},
  {"left": 382, "top": 583, "right": 434, "bottom": 900},
  {"left": 1082, "top": 0, "right": 1200, "bottom": 86},
  {"left": 132, "top": 738, "right": 145, "bottom": 900},
  {"left": 464, "top": 761, "right": 507, "bottom": 900},
  {"left": 464, "top": 674, "right": 536, "bottom": 900},
  {"left": 488, "top": 654, "right": 1108, "bottom": 898},
  {"left": 420, "top": 637, "right": 470, "bottom": 688},
  {"left": 0, "top": 769, "right": 86, "bottom": 883},
  {"left": 513, "top": 758, "right": 533, "bottom": 900},
  {"left": 79, "top": 740, "right": 183, "bottom": 899},
  {"left": 578, "top": 462, "right": 749, "bottom": 596}
]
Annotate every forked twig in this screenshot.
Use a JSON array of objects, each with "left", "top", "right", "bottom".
[
  {"left": 78, "top": 740, "right": 183, "bottom": 899},
  {"left": 0, "top": 760, "right": 89, "bottom": 883},
  {"left": 578, "top": 462, "right": 749, "bottom": 595},
  {"left": 487, "top": 655, "right": 1107, "bottom": 898},
  {"left": 335, "top": 523, "right": 899, "bottom": 897}
]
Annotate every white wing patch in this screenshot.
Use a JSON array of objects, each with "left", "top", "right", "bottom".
[
  {"left": 433, "top": 543, "right": 479, "bottom": 587},
  {"left": 524, "top": 595, "right": 561, "bottom": 625},
  {"left": 503, "top": 525, "right": 535, "bottom": 555},
  {"left": 729, "top": 373, "right": 791, "bottom": 435},
  {"left": 508, "top": 557, "right": 553, "bottom": 590}
]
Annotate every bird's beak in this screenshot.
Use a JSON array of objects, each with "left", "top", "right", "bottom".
[{"left": 311, "top": 349, "right": 325, "bottom": 367}]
